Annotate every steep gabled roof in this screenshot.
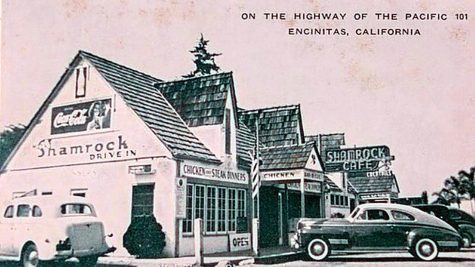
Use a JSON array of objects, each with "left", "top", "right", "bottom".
[
  {"left": 239, "top": 104, "right": 305, "bottom": 148},
  {"left": 348, "top": 175, "right": 398, "bottom": 194},
  {"left": 260, "top": 142, "right": 315, "bottom": 171},
  {"left": 236, "top": 121, "right": 256, "bottom": 164},
  {"left": 79, "top": 51, "right": 219, "bottom": 162},
  {"left": 154, "top": 72, "right": 238, "bottom": 128}
]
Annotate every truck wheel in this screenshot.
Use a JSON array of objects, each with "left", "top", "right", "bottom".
[
  {"left": 21, "top": 243, "right": 40, "bottom": 267},
  {"left": 413, "top": 238, "right": 438, "bottom": 261},
  {"left": 307, "top": 238, "right": 330, "bottom": 261},
  {"left": 79, "top": 255, "right": 99, "bottom": 267},
  {"left": 462, "top": 232, "right": 472, "bottom": 248}
]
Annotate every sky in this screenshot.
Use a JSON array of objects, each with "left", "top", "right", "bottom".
[{"left": 1, "top": 0, "right": 474, "bottom": 197}]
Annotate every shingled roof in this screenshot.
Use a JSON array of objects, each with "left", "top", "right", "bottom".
[
  {"left": 236, "top": 121, "right": 256, "bottom": 164},
  {"left": 260, "top": 142, "right": 315, "bottom": 171},
  {"left": 305, "top": 133, "right": 345, "bottom": 163},
  {"left": 154, "top": 72, "right": 238, "bottom": 128},
  {"left": 324, "top": 176, "right": 342, "bottom": 192},
  {"left": 239, "top": 105, "right": 304, "bottom": 148},
  {"left": 348, "top": 175, "right": 399, "bottom": 194},
  {"left": 79, "top": 51, "right": 219, "bottom": 162}
]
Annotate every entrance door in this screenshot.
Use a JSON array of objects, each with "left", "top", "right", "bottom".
[
  {"left": 278, "top": 193, "right": 283, "bottom": 245},
  {"left": 131, "top": 184, "right": 155, "bottom": 219}
]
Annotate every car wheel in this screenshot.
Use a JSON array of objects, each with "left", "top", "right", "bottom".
[
  {"left": 307, "top": 238, "right": 330, "bottom": 261},
  {"left": 21, "top": 243, "right": 40, "bottom": 267},
  {"left": 413, "top": 238, "right": 439, "bottom": 261},
  {"left": 462, "top": 232, "right": 472, "bottom": 248},
  {"left": 79, "top": 255, "right": 99, "bottom": 267}
]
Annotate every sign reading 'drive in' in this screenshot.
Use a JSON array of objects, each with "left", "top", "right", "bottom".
[{"left": 51, "top": 98, "right": 112, "bottom": 135}]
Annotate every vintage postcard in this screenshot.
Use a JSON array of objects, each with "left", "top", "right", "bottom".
[{"left": 0, "top": 1, "right": 474, "bottom": 266}]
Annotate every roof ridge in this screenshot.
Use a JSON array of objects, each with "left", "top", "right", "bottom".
[
  {"left": 240, "top": 104, "right": 301, "bottom": 114},
  {"left": 159, "top": 71, "right": 233, "bottom": 84},
  {"left": 78, "top": 50, "right": 163, "bottom": 82}
]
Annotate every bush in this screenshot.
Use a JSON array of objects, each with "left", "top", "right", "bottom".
[{"left": 123, "top": 215, "right": 166, "bottom": 258}]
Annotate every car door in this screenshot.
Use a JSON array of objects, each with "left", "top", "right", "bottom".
[
  {"left": 0, "top": 205, "right": 15, "bottom": 256},
  {"left": 352, "top": 209, "right": 392, "bottom": 249},
  {"left": 386, "top": 210, "right": 416, "bottom": 248}
]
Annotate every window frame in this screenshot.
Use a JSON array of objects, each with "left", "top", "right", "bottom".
[{"left": 3, "top": 205, "right": 14, "bottom": 218}]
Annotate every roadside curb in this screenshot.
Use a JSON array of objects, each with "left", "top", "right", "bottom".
[{"left": 253, "top": 251, "right": 304, "bottom": 264}]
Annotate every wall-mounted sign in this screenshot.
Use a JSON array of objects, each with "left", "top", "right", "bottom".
[
  {"left": 229, "top": 233, "right": 251, "bottom": 252},
  {"left": 34, "top": 135, "right": 136, "bottom": 161},
  {"left": 180, "top": 162, "right": 248, "bottom": 184},
  {"left": 175, "top": 178, "right": 187, "bottom": 219},
  {"left": 287, "top": 182, "right": 322, "bottom": 193},
  {"left": 360, "top": 192, "right": 391, "bottom": 200},
  {"left": 262, "top": 169, "right": 324, "bottom": 182},
  {"left": 128, "top": 164, "right": 155, "bottom": 175},
  {"left": 325, "top": 146, "right": 393, "bottom": 172},
  {"left": 51, "top": 98, "right": 112, "bottom": 135}
]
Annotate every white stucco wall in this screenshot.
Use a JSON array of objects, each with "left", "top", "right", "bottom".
[{"left": 0, "top": 59, "right": 181, "bottom": 256}]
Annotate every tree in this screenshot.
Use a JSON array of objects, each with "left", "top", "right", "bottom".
[
  {"left": 183, "top": 34, "right": 222, "bottom": 78},
  {"left": 432, "top": 168, "right": 475, "bottom": 209},
  {"left": 0, "top": 124, "right": 26, "bottom": 168},
  {"left": 123, "top": 215, "right": 166, "bottom": 258}
]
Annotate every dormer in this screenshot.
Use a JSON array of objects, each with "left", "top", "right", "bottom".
[{"left": 155, "top": 72, "right": 239, "bottom": 165}]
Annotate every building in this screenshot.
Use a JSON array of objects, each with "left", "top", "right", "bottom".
[
  {"left": 0, "top": 51, "right": 252, "bottom": 257},
  {"left": 239, "top": 106, "right": 325, "bottom": 247}
]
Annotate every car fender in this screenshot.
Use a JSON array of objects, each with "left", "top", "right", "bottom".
[
  {"left": 407, "top": 227, "right": 461, "bottom": 248},
  {"left": 458, "top": 224, "right": 475, "bottom": 238}
]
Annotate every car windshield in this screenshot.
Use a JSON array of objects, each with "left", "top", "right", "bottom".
[{"left": 60, "top": 203, "right": 94, "bottom": 216}]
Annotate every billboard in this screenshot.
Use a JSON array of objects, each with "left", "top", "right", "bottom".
[
  {"left": 51, "top": 98, "right": 112, "bottom": 135},
  {"left": 325, "top": 145, "right": 392, "bottom": 172}
]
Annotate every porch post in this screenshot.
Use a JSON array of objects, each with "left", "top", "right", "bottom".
[{"left": 300, "top": 177, "right": 305, "bottom": 217}]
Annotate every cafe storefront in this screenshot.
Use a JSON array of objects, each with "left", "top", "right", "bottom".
[
  {"left": 0, "top": 51, "right": 252, "bottom": 257},
  {"left": 258, "top": 143, "right": 325, "bottom": 247}
]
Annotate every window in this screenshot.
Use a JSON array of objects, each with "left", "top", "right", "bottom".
[
  {"left": 206, "top": 187, "right": 217, "bottom": 232},
  {"left": 182, "top": 184, "right": 247, "bottom": 234},
  {"left": 3, "top": 205, "right": 13, "bottom": 218},
  {"left": 75, "top": 67, "right": 87, "bottom": 98},
  {"left": 228, "top": 188, "right": 237, "bottom": 232},
  {"left": 183, "top": 185, "right": 194, "bottom": 233},
  {"left": 331, "top": 195, "right": 335, "bottom": 205},
  {"left": 61, "top": 204, "right": 93, "bottom": 215},
  {"left": 195, "top": 185, "right": 205, "bottom": 220},
  {"left": 131, "top": 184, "right": 154, "bottom": 219},
  {"left": 366, "top": 209, "right": 390, "bottom": 220},
  {"left": 217, "top": 188, "right": 227, "bottom": 232},
  {"left": 32, "top": 205, "right": 42, "bottom": 217},
  {"left": 17, "top": 204, "right": 30, "bottom": 217},
  {"left": 225, "top": 109, "right": 231, "bottom": 154},
  {"left": 391, "top": 210, "right": 415, "bottom": 221}
]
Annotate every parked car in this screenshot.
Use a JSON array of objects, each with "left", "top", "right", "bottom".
[
  {"left": 413, "top": 204, "right": 475, "bottom": 248},
  {"left": 290, "top": 203, "right": 462, "bottom": 261},
  {"left": 0, "top": 195, "right": 115, "bottom": 267}
]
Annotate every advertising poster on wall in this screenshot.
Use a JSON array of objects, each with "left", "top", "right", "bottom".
[{"left": 0, "top": 1, "right": 474, "bottom": 265}]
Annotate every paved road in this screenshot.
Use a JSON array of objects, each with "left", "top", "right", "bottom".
[{"left": 254, "top": 248, "right": 475, "bottom": 266}]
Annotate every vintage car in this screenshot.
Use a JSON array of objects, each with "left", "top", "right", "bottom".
[
  {"left": 291, "top": 203, "right": 462, "bottom": 261},
  {"left": 414, "top": 204, "right": 475, "bottom": 248},
  {"left": 0, "top": 195, "right": 114, "bottom": 267}
]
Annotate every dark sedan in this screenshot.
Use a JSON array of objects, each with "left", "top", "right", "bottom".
[
  {"left": 291, "top": 203, "right": 462, "bottom": 261},
  {"left": 414, "top": 204, "right": 475, "bottom": 248}
]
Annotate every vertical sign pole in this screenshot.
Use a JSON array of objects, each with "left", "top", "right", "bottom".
[
  {"left": 300, "top": 177, "right": 305, "bottom": 218},
  {"left": 194, "top": 218, "right": 203, "bottom": 266},
  {"left": 252, "top": 218, "right": 259, "bottom": 255}
]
